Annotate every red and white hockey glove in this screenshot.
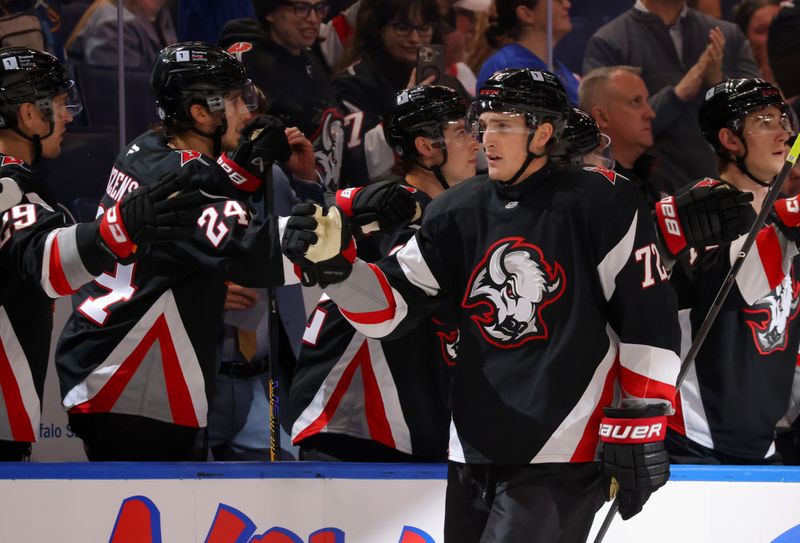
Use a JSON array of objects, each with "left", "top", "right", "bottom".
[
  {"left": 599, "top": 403, "right": 670, "bottom": 520},
  {"left": 282, "top": 202, "right": 356, "bottom": 287},
  {"left": 332, "top": 180, "right": 421, "bottom": 236},
  {"left": 773, "top": 195, "right": 800, "bottom": 242},
  {"left": 654, "top": 179, "right": 755, "bottom": 258},
  {"left": 97, "top": 171, "right": 207, "bottom": 260}
]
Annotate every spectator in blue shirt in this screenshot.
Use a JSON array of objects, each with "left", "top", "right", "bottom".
[{"left": 476, "top": 0, "right": 579, "bottom": 105}]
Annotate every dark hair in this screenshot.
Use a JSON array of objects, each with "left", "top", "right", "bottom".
[
  {"left": 485, "top": 0, "right": 539, "bottom": 45},
  {"left": 339, "top": 0, "right": 442, "bottom": 71},
  {"left": 733, "top": 0, "right": 780, "bottom": 34}
]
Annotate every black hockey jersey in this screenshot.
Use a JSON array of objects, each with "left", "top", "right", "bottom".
[
  {"left": 290, "top": 191, "right": 455, "bottom": 458},
  {"left": 669, "top": 219, "right": 800, "bottom": 459},
  {"left": 219, "top": 19, "right": 368, "bottom": 191},
  {"left": 55, "top": 131, "right": 293, "bottom": 428},
  {"left": 324, "top": 164, "right": 682, "bottom": 464},
  {"left": 0, "top": 155, "right": 106, "bottom": 442}
]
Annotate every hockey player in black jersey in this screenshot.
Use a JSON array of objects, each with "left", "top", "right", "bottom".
[
  {"left": 0, "top": 47, "right": 205, "bottom": 460},
  {"left": 290, "top": 85, "right": 477, "bottom": 461},
  {"left": 53, "top": 42, "right": 328, "bottom": 461},
  {"left": 664, "top": 78, "right": 800, "bottom": 464},
  {"left": 284, "top": 69, "right": 681, "bottom": 541}
]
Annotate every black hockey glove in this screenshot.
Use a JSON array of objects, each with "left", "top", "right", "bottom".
[
  {"left": 599, "top": 403, "right": 670, "bottom": 521},
  {"left": 282, "top": 202, "right": 356, "bottom": 287},
  {"left": 217, "top": 115, "right": 292, "bottom": 190},
  {"left": 97, "top": 171, "right": 207, "bottom": 260},
  {"left": 654, "top": 179, "right": 755, "bottom": 258},
  {"left": 773, "top": 195, "right": 800, "bottom": 242},
  {"left": 330, "top": 181, "right": 421, "bottom": 236}
]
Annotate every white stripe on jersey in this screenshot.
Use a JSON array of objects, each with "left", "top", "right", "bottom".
[
  {"left": 619, "top": 341, "right": 680, "bottom": 394},
  {"left": 597, "top": 210, "right": 638, "bottom": 301},
  {"left": 0, "top": 307, "right": 40, "bottom": 441},
  {"left": 366, "top": 338, "right": 412, "bottom": 453},
  {"left": 531, "top": 325, "right": 619, "bottom": 463},
  {"left": 396, "top": 235, "right": 440, "bottom": 296},
  {"left": 733, "top": 227, "right": 798, "bottom": 306},
  {"left": 447, "top": 417, "right": 466, "bottom": 463},
  {"left": 677, "top": 308, "right": 714, "bottom": 449}
]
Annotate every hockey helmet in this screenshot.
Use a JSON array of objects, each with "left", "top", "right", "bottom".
[
  {"left": 384, "top": 84, "right": 467, "bottom": 158},
  {"left": 467, "top": 68, "right": 569, "bottom": 145},
  {"left": 0, "top": 46, "right": 81, "bottom": 129},
  {"left": 151, "top": 42, "right": 255, "bottom": 124},
  {"left": 699, "top": 78, "right": 797, "bottom": 154},
  {"left": 552, "top": 107, "right": 601, "bottom": 162}
]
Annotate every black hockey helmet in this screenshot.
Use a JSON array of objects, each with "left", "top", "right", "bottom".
[
  {"left": 385, "top": 84, "right": 467, "bottom": 158},
  {"left": 552, "top": 107, "right": 601, "bottom": 163},
  {"left": 467, "top": 68, "right": 569, "bottom": 143},
  {"left": 0, "top": 46, "right": 80, "bottom": 129},
  {"left": 151, "top": 41, "right": 253, "bottom": 124},
  {"left": 699, "top": 78, "right": 796, "bottom": 153}
]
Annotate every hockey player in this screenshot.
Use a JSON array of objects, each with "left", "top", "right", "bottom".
[
  {"left": 665, "top": 78, "right": 800, "bottom": 464},
  {"left": 0, "top": 47, "right": 204, "bottom": 460},
  {"left": 290, "top": 85, "right": 476, "bottom": 461},
  {"left": 283, "top": 69, "right": 681, "bottom": 541},
  {"left": 53, "top": 42, "right": 319, "bottom": 461}
]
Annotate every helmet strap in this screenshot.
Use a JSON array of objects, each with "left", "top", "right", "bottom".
[
  {"left": 732, "top": 140, "right": 773, "bottom": 188},
  {"left": 12, "top": 122, "right": 53, "bottom": 165},
  {"left": 413, "top": 140, "right": 451, "bottom": 191},
  {"left": 189, "top": 116, "right": 226, "bottom": 157},
  {"left": 498, "top": 131, "right": 542, "bottom": 186}
]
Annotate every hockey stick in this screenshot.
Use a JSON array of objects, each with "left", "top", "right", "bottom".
[
  {"left": 593, "top": 136, "right": 800, "bottom": 543},
  {"left": 263, "top": 163, "right": 281, "bottom": 463}
]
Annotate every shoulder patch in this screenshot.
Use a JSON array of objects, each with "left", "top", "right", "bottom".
[
  {"left": 178, "top": 150, "right": 207, "bottom": 167},
  {"left": 227, "top": 42, "right": 253, "bottom": 60},
  {"left": 1, "top": 156, "right": 24, "bottom": 168},
  {"left": 583, "top": 166, "right": 617, "bottom": 185}
]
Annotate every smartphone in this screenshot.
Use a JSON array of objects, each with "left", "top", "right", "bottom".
[{"left": 416, "top": 45, "right": 445, "bottom": 84}]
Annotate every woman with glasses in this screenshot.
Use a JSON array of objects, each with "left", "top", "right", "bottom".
[
  {"left": 219, "top": 0, "right": 364, "bottom": 191},
  {"left": 333, "top": 0, "right": 469, "bottom": 185},
  {"left": 478, "top": 0, "right": 579, "bottom": 106}
]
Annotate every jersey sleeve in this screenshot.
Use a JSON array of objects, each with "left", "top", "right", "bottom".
[
  {"left": 589, "top": 175, "right": 682, "bottom": 410},
  {"left": 0, "top": 199, "right": 100, "bottom": 299}
]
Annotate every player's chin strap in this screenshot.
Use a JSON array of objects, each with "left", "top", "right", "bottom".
[
  {"left": 732, "top": 143, "right": 774, "bottom": 187},
  {"left": 190, "top": 122, "right": 224, "bottom": 157},
  {"left": 414, "top": 143, "right": 451, "bottom": 191},
  {"left": 13, "top": 126, "right": 50, "bottom": 165},
  {"left": 497, "top": 131, "right": 544, "bottom": 186}
]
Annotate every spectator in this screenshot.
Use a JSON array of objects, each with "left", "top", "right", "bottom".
[
  {"left": 688, "top": 0, "right": 722, "bottom": 17},
  {"left": 465, "top": 3, "right": 506, "bottom": 75},
  {"left": 584, "top": 0, "right": 760, "bottom": 190},
  {"left": 579, "top": 65, "right": 681, "bottom": 203},
  {"left": 333, "top": 0, "right": 468, "bottom": 184},
  {"left": 477, "top": 0, "right": 580, "bottom": 105},
  {"left": 291, "top": 86, "right": 477, "bottom": 462},
  {"left": 219, "top": 1, "right": 362, "bottom": 191},
  {"left": 177, "top": 0, "right": 254, "bottom": 43},
  {"left": 734, "top": 0, "right": 780, "bottom": 84},
  {"left": 441, "top": 0, "right": 491, "bottom": 95},
  {"left": 767, "top": 2, "right": 800, "bottom": 100},
  {"left": 66, "top": 0, "right": 177, "bottom": 68},
  {"left": 667, "top": 78, "right": 800, "bottom": 465}
]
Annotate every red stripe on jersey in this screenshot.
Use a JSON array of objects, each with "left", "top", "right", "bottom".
[
  {"left": 0, "top": 340, "right": 35, "bottom": 442},
  {"left": 331, "top": 13, "right": 354, "bottom": 43},
  {"left": 359, "top": 345, "right": 395, "bottom": 449},
  {"left": 570, "top": 357, "right": 618, "bottom": 462},
  {"left": 154, "top": 316, "right": 198, "bottom": 427},
  {"left": 619, "top": 365, "right": 676, "bottom": 405},
  {"left": 668, "top": 389, "right": 686, "bottom": 435},
  {"left": 70, "top": 315, "right": 199, "bottom": 426},
  {"left": 48, "top": 234, "right": 75, "bottom": 296},
  {"left": 756, "top": 226, "right": 785, "bottom": 290},
  {"left": 339, "top": 264, "right": 396, "bottom": 325}
]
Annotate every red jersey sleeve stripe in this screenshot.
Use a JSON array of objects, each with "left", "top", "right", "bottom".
[
  {"left": 46, "top": 232, "right": 77, "bottom": 297},
  {"left": 619, "top": 365, "right": 676, "bottom": 405},
  {"left": 756, "top": 225, "right": 786, "bottom": 291},
  {"left": 339, "top": 264, "right": 397, "bottom": 325}
]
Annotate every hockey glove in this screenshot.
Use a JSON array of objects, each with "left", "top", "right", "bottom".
[
  {"left": 654, "top": 179, "right": 755, "bottom": 258},
  {"left": 331, "top": 181, "right": 422, "bottom": 236},
  {"left": 599, "top": 403, "right": 670, "bottom": 520},
  {"left": 97, "top": 171, "right": 207, "bottom": 260},
  {"left": 282, "top": 202, "right": 356, "bottom": 287},
  {"left": 218, "top": 115, "right": 292, "bottom": 190},
  {"left": 773, "top": 195, "right": 800, "bottom": 242}
]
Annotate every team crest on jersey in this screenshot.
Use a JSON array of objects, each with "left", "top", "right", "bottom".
[
  {"left": 1, "top": 156, "right": 24, "bottom": 168},
  {"left": 462, "top": 237, "right": 566, "bottom": 348},
  {"left": 742, "top": 274, "right": 800, "bottom": 355},
  {"left": 226, "top": 42, "right": 253, "bottom": 61},
  {"left": 309, "top": 108, "right": 345, "bottom": 191},
  {"left": 583, "top": 166, "right": 617, "bottom": 185},
  {"left": 179, "top": 150, "right": 204, "bottom": 167}
]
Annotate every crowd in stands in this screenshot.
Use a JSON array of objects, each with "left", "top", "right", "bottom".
[{"left": 0, "top": 0, "right": 799, "bottom": 472}]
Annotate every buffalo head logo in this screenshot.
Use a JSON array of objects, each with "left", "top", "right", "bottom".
[
  {"left": 743, "top": 274, "right": 800, "bottom": 355},
  {"left": 462, "top": 237, "right": 566, "bottom": 348}
]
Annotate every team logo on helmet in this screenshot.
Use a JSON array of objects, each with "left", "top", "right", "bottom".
[
  {"left": 742, "top": 274, "right": 800, "bottom": 355},
  {"left": 463, "top": 237, "right": 566, "bottom": 348},
  {"left": 226, "top": 42, "right": 253, "bottom": 61}
]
